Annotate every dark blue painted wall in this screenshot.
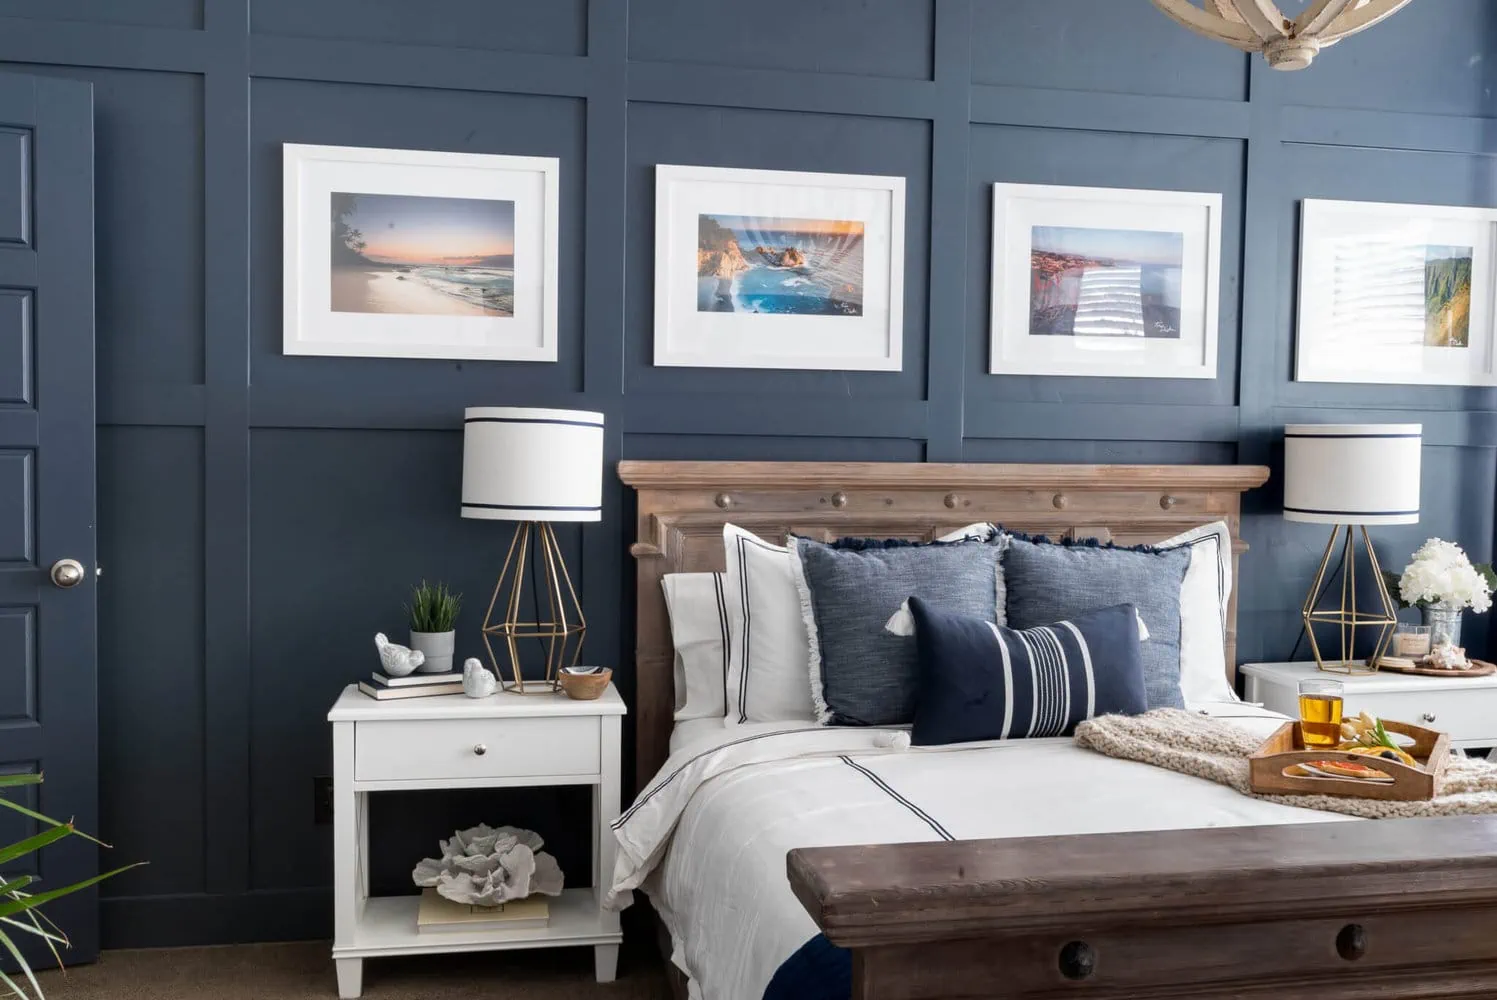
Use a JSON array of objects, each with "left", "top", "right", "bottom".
[{"left": 1, "top": 0, "right": 1494, "bottom": 948}]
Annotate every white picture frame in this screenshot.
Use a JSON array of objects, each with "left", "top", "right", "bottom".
[
  {"left": 282, "top": 143, "right": 559, "bottom": 362},
  {"left": 653, "top": 164, "right": 906, "bottom": 371},
  {"left": 989, "top": 182, "right": 1222, "bottom": 380},
  {"left": 1295, "top": 198, "right": 1497, "bottom": 386}
]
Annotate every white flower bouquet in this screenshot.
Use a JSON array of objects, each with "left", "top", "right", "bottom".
[{"left": 1391, "top": 538, "right": 1496, "bottom": 613}]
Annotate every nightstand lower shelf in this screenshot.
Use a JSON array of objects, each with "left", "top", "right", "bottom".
[{"left": 334, "top": 888, "right": 620, "bottom": 959}]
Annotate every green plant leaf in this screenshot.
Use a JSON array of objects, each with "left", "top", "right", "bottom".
[
  {"left": 1381, "top": 570, "right": 1413, "bottom": 610},
  {"left": 0, "top": 923, "right": 44, "bottom": 1000},
  {"left": 0, "top": 961, "right": 32, "bottom": 1000},
  {"left": 0, "top": 864, "right": 144, "bottom": 922},
  {"left": 0, "top": 776, "right": 41, "bottom": 790},
  {"left": 0, "top": 827, "right": 75, "bottom": 869},
  {"left": 0, "top": 800, "right": 106, "bottom": 847}
]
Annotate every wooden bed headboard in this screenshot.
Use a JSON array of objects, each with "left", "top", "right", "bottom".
[{"left": 618, "top": 461, "right": 1270, "bottom": 787}]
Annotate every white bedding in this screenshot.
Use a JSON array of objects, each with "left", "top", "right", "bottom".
[
  {"left": 616, "top": 704, "right": 1355, "bottom": 1000},
  {"left": 670, "top": 716, "right": 727, "bottom": 756}
]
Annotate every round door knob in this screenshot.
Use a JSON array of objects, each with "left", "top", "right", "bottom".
[
  {"left": 1160, "top": 494, "right": 1178, "bottom": 510},
  {"left": 473, "top": 744, "right": 488, "bottom": 756},
  {"left": 1058, "top": 940, "right": 1096, "bottom": 980},
  {"left": 944, "top": 493, "right": 962, "bottom": 509},
  {"left": 1421, "top": 712, "right": 1437, "bottom": 724},
  {"left": 714, "top": 493, "right": 732, "bottom": 509},
  {"left": 1052, "top": 493, "right": 1068, "bottom": 510},
  {"left": 830, "top": 492, "right": 849, "bottom": 509},
  {"left": 50, "top": 559, "right": 85, "bottom": 589}
]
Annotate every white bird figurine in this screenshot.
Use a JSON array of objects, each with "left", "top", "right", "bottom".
[
  {"left": 463, "top": 658, "right": 497, "bottom": 698},
  {"left": 374, "top": 632, "right": 425, "bottom": 677}
]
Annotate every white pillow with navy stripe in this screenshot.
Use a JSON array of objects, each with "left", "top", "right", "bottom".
[
  {"left": 905, "top": 596, "right": 1148, "bottom": 746},
  {"left": 661, "top": 572, "right": 729, "bottom": 722}
]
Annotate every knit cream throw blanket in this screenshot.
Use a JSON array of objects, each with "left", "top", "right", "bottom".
[{"left": 1074, "top": 709, "right": 1497, "bottom": 820}]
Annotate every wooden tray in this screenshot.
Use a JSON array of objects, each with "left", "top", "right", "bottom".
[
  {"left": 1373, "top": 657, "right": 1496, "bottom": 678},
  {"left": 1248, "top": 720, "right": 1450, "bottom": 801}
]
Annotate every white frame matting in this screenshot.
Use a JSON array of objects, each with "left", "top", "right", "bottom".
[
  {"left": 283, "top": 143, "right": 560, "bottom": 362},
  {"left": 989, "top": 182, "right": 1222, "bottom": 380},
  {"left": 653, "top": 163, "right": 906, "bottom": 372},
  {"left": 1296, "top": 198, "right": 1497, "bottom": 387}
]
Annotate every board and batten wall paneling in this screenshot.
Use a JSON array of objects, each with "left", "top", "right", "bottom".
[{"left": 0, "top": 0, "right": 1492, "bottom": 948}]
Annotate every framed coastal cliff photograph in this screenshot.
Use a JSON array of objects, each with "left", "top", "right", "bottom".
[
  {"left": 283, "top": 143, "right": 559, "bottom": 361},
  {"left": 653, "top": 164, "right": 906, "bottom": 370},
  {"left": 1295, "top": 199, "right": 1497, "bottom": 386},
  {"left": 989, "top": 182, "right": 1222, "bottom": 379}
]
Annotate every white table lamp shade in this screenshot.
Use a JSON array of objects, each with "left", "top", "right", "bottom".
[
  {"left": 461, "top": 407, "right": 604, "bottom": 522},
  {"left": 1283, "top": 423, "right": 1421, "bottom": 526}
]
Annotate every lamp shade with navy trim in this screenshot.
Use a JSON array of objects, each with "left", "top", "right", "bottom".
[
  {"left": 1282, "top": 423, "right": 1421, "bottom": 526},
  {"left": 461, "top": 407, "right": 604, "bottom": 522}
]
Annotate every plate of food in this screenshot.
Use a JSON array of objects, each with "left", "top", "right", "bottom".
[{"left": 1287, "top": 760, "right": 1394, "bottom": 783}]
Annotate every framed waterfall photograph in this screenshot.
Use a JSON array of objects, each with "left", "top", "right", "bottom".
[
  {"left": 653, "top": 164, "right": 906, "bottom": 371},
  {"left": 1295, "top": 199, "right": 1497, "bottom": 386},
  {"left": 988, "top": 182, "right": 1222, "bottom": 379},
  {"left": 283, "top": 143, "right": 559, "bottom": 361}
]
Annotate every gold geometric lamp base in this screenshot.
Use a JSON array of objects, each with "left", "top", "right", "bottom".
[
  {"left": 1282, "top": 422, "right": 1423, "bottom": 678},
  {"left": 480, "top": 521, "right": 586, "bottom": 694},
  {"left": 459, "top": 406, "right": 605, "bottom": 696},
  {"left": 1301, "top": 524, "right": 1397, "bottom": 676}
]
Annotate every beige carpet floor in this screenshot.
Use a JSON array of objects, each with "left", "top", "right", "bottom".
[{"left": 37, "top": 941, "right": 670, "bottom": 999}]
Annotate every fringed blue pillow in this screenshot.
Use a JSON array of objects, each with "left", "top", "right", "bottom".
[
  {"left": 904, "top": 596, "right": 1148, "bottom": 746},
  {"left": 1002, "top": 535, "right": 1190, "bottom": 710}
]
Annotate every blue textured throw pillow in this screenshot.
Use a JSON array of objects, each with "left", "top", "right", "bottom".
[
  {"left": 907, "top": 597, "right": 1148, "bottom": 746},
  {"left": 1002, "top": 537, "right": 1191, "bottom": 710},
  {"left": 791, "top": 536, "right": 1006, "bottom": 727}
]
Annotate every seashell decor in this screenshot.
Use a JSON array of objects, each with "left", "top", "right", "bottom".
[{"left": 411, "top": 824, "right": 564, "bottom": 906}]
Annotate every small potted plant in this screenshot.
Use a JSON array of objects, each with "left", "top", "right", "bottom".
[
  {"left": 1385, "top": 538, "right": 1495, "bottom": 650},
  {"left": 406, "top": 580, "right": 462, "bottom": 675}
]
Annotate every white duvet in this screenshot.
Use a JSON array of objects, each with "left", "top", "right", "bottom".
[{"left": 608, "top": 703, "right": 1356, "bottom": 1000}]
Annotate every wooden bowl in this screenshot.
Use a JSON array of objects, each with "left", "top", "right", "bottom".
[{"left": 558, "top": 667, "right": 611, "bottom": 701}]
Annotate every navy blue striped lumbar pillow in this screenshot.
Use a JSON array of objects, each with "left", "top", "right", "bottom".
[{"left": 905, "top": 596, "right": 1147, "bottom": 746}]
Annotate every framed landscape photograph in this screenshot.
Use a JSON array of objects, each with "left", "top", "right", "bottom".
[
  {"left": 989, "top": 182, "right": 1222, "bottom": 379},
  {"left": 654, "top": 164, "right": 905, "bottom": 371},
  {"left": 1296, "top": 199, "right": 1497, "bottom": 386},
  {"left": 283, "top": 143, "right": 558, "bottom": 361}
]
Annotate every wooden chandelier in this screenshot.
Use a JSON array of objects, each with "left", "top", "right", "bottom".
[{"left": 1150, "top": 0, "right": 1414, "bottom": 70}]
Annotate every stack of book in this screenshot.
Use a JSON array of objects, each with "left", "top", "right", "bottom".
[
  {"left": 357, "top": 671, "right": 463, "bottom": 700},
  {"left": 416, "top": 888, "right": 550, "bottom": 933}
]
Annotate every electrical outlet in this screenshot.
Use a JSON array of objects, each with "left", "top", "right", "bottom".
[{"left": 313, "top": 776, "right": 334, "bottom": 825}]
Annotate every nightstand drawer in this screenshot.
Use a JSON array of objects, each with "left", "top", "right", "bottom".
[
  {"left": 1346, "top": 690, "right": 1497, "bottom": 745},
  {"left": 355, "top": 716, "right": 600, "bottom": 782}
]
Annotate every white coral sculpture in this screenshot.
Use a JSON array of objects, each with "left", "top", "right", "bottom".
[{"left": 411, "top": 824, "right": 564, "bottom": 906}]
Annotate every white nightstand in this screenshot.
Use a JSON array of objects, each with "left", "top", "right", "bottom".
[
  {"left": 1240, "top": 662, "right": 1497, "bottom": 754},
  {"left": 325, "top": 683, "right": 626, "bottom": 999}
]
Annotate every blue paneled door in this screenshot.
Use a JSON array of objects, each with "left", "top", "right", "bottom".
[{"left": 0, "top": 72, "right": 99, "bottom": 966}]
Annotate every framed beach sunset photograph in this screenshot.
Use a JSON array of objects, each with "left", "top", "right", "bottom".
[
  {"left": 654, "top": 164, "right": 905, "bottom": 371},
  {"left": 989, "top": 182, "right": 1222, "bottom": 379},
  {"left": 1295, "top": 199, "right": 1497, "bottom": 386},
  {"left": 283, "top": 144, "right": 558, "bottom": 361}
]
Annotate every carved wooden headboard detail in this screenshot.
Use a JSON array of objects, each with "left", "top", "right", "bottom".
[{"left": 619, "top": 461, "right": 1270, "bottom": 788}]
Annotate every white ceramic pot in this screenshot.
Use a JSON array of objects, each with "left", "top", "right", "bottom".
[{"left": 409, "top": 631, "right": 456, "bottom": 674}]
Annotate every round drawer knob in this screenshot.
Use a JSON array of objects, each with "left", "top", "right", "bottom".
[
  {"left": 1052, "top": 493, "right": 1068, "bottom": 510},
  {"left": 1058, "top": 940, "right": 1096, "bottom": 980},
  {"left": 1337, "top": 923, "right": 1367, "bottom": 961},
  {"left": 1160, "top": 494, "right": 1178, "bottom": 510},
  {"left": 473, "top": 743, "right": 488, "bottom": 756},
  {"left": 830, "top": 492, "right": 849, "bottom": 509},
  {"left": 944, "top": 493, "right": 961, "bottom": 509},
  {"left": 1421, "top": 712, "right": 1437, "bottom": 724},
  {"left": 714, "top": 493, "right": 732, "bottom": 509}
]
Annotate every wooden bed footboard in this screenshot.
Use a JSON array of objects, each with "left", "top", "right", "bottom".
[{"left": 788, "top": 816, "right": 1497, "bottom": 999}]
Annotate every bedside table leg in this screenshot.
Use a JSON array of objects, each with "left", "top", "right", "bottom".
[
  {"left": 336, "top": 958, "right": 363, "bottom": 998},
  {"left": 594, "top": 944, "right": 619, "bottom": 983}
]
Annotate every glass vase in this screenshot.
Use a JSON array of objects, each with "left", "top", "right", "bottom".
[{"left": 1422, "top": 603, "right": 1463, "bottom": 650}]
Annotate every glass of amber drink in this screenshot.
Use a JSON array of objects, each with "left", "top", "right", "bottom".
[{"left": 1298, "top": 677, "right": 1344, "bottom": 748}]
